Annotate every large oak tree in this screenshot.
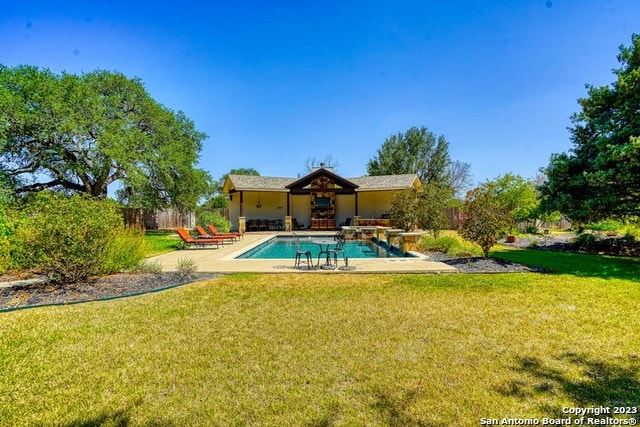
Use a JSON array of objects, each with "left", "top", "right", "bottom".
[
  {"left": 0, "top": 65, "right": 211, "bottom": 210},
  {"left": 366, "top": 126, "right": 472, "bottom": 196},
  {"left": 540, "top": 34, "right": 640, "bottom": 222}
]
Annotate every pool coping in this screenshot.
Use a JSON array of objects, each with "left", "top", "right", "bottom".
[{"left": 150, "top": 232, "right": 458, "bottom": 274}]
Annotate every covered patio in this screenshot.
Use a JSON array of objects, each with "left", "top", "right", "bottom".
[{"left": 222, "top": 167, "right": 421, "bottom": 233}]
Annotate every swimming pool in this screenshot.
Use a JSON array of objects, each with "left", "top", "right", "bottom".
[{"left": 236, "top": 235, "right": 411, "bottom": 259}]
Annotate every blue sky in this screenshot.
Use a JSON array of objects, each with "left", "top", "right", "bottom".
[{"left": 1, "top": 1, "right": 639, "bottom": 188}]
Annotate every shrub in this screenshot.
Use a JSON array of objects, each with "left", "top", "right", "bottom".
[
  {"left": 102, "top": 226, "right": 148, "bottom": 273},
  {"left": 572, "top": 233, "right": 602, "bottom": 251},
  {"left": 388, "top": 188, "right": 418, "bottom": 231},
  {"left": 585, "top": 219, "right": 623, "bottom": 232},
  {"left": 525, "top": 226, "right": 539, "bottom": 234},
  {"left": 135, "top": 259, "right": 164, "bottom": 274},
  {"left": 0, "top": 205, "right": 11, "bottom": 274},
  {"left": 418, "top": 232, "right": 483, "bottom": 257},
  {"left": 176, "top": 257, "right": 197, "bottom": 274},
  {"left": 622, "top": 223, "right": 640, "bottom": 240},
  {"left": 16, "top": 192, "right": 129, "bottom": 283},
  {"left": 460, "top": 183, "right": 513, "bottom": 257},
  {"left": 196, "top": 210, "right": 231, "bottom": 232}
]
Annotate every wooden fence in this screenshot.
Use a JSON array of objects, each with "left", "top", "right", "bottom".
[
  {"left": 121, "top": 208, "right": 195, "bottom": 230},
  {"left": 517, "top": 217, "right": 572, "bottom": 232},
  {"left": 444, "top": 207, "right": 462, "bottom": 229},
  {"left": 443, "top": 208, "right": 570, "bottom": 231}
]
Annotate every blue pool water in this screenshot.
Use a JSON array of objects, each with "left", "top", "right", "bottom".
[{"left": 236, "top": 235, "right": 411, "bottom": 259}]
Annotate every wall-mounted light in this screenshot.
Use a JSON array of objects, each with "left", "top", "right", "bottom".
[{"left": 256, "top": 192, "right": 262, "bottom": 209}]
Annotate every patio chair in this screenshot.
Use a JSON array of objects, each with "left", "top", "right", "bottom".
[
  {"left": 339, "top": 217, "right": 352, "bottom": 227},
  {"left": 293, "top": 234, "right": 312, "bottom": 270},
  {"left": 329, "top": 239, "right": 348, "bottom": 269},
  {"left": 207, "top": 224, "right": 242, "bottom": 241},
  {"left": 247, "top": 219, "right": 259, "bottom": 231},
  {"left": 176, "top": 228, "right": 224, "bottom": 249},
  {"left": 292, "top": 218, "right": 304, "bottom": 230},
  {"left": 195, "top": 225, "right": 214, "bottom": 238}
]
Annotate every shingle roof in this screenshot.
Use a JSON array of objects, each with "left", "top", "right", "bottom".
[
  {"left": 224, "top": 171, "right": 419, "bottom": 192},
  {"left": 224, "top": 175, "right": 295, "bottom": 192},
  {"left": 348, "top": 174, "right": 420, "bottom": 191}
]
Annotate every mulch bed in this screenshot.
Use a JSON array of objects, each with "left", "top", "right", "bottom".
[{"left": 0, "top": 272, "right": 221, "bottom": 311}]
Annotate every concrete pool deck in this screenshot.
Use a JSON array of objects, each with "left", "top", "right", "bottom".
[{"left": 150, "top": 231, "right": 458, "bottom": 274}]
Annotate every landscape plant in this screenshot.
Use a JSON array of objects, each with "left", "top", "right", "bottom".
[
  {"left": 418, "top": 231, "right": 483, "bottom": 257},
  {"left": 388, "top": 188, "right": 418, "bottom": 231},
  {"left": 389, "top": 185, "right": 454, "bottom": 235},
  {"left": 414, "top": 183, "right": 453, "bottom": 237},
  {"left": 13, "top": 192, "right": 145, "bottom": 283},
  {"left": 175, "top": 257, "right": 197, "bottom": 274},
  {"left": 195, "top": 209, "right": 231, "bottom": 232},
  {"left": 540, "top": 34, "right": 640, "bottom": 222},
  {"left": 460, "top": 183, "right": 513, "bottom": 257},
  {"left": 491, "top": 173, "right": 539, "bottom": 226},
  {"left": 0, "top": 192, "right": 14, "bottom": 274},
  {"left": 102, "top": 226, "right": 148, "bottom": 274}
]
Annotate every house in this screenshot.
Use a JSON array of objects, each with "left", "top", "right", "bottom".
[{"left": 222, "top": 166, "right": 421, "bottom": 232}]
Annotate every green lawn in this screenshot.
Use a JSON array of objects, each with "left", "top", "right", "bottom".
[
  {"left": 143, "top": 230, "right": 182, "bottom": 256},
  {"left": 1, "top": 251, "right": 639, "bottom": 425}
]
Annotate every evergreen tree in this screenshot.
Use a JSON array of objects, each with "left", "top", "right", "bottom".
[{"left": 540, "top": 34, "right": 640, "bottom": 222}]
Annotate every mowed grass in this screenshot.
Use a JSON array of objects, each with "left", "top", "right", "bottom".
[
  {"left": 491, "top": 244, "right": 640, "bottom": 280},
  {"left": 1, "top": 263, "right": 640, "bottom": 425},
  {"left": 144, "top": 230, "right": 181, "bottom": 256}
]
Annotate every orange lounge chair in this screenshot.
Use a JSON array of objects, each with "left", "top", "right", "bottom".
[
  {"left": 176, "top": 227, "right": 224, "bottom": 249},
  {"left": 207, "top": 224, "right": 243, "bottom": 241},
  {"left": 196, "top": 225, "right": 235, "bottom": 244}
]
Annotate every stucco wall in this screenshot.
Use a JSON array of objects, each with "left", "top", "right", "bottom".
[
  {"left": 335, "top": 194, "right": 356, "bottom": 225},
  {"left": 356, "top": 190, "right": 395, "bottom": 218},
  {"left": 290, "top": 194, "right": 311, "bottom": 226}
]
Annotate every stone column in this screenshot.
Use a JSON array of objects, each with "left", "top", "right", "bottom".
[
  {"left": 399, "top": 232, "right": 423, "bottom": 254},
  {"left": 284, "top": 216, "right": 292, "bottom": 232},
  {"left": 238, "top": 217, "right": 246, "bottom": 234}
]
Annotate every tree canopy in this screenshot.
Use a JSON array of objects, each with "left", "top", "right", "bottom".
[
  {"left": 366, "top": 126, "right": 471, "bottom": 196},
  {"left": 539, "top": 34, "right": 640, "bottom": 222},
  {"left": 460, "top": 182, "right": 513, "bottom": 257},
  {"left": 0, "top": 65, "right": 211, "bottom": 210},
  {"left": 491, "top": 173, "right": 538, "bottom": 223}
]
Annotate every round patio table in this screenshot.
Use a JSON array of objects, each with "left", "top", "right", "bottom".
[{"left": 310, "top": 238, "right": 337, "bottom": 269}]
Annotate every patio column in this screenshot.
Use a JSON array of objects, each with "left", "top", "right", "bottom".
[
  {"left": 354, "top": 192, "right": 359, "bottom": 216},
  {"left": 239, "top": 191, "right": 244, "bottom": 217}
]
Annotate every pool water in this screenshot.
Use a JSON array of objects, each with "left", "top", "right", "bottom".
[{"left": 236, "top": 236, "right": 411, "bottom": 259}]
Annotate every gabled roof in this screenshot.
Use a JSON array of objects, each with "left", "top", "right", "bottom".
[
  {"left": 223, "top": 170, "right": 420, "bottom": 193},
  {"left": 285, "top": 167, "right": 359, "bottom": 191}
]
